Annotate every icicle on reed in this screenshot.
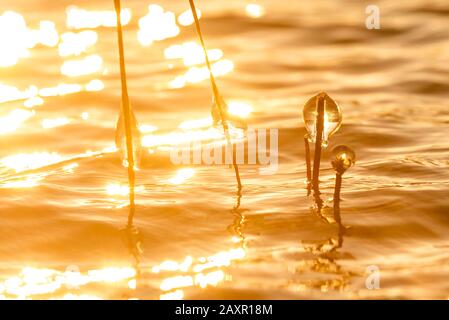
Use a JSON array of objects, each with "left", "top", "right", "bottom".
[
  {"left": 113, "top": 0, "right": 141, "bottom": 226},
  {"left": 312, "top": 94, "right": 325, "bottom": 188},
  {"left": 331, "top": 145, "right": 356, "bottom": 222},
  {"left": 302, "top": 92, "right": 342, "bottom": 189},
  {"left": 188, "top": 0, "right": 244, "bottom": 191}
]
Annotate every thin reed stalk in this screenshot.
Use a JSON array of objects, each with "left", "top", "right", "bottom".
[
  {"left": 188, "top": 0, "right": 242, "bottom": 191},
  {"left": 333, "top": 172, "right": 342, "bottom": 220},
  {"left": 114, "top": 0, "right": 136, "bottom": 226},
  {"left": 304, "top": 135, "right": 311, "bottom": 182},
  {"left": 312, "top": 94, "right": 325, "bottom": 188},
  {"left": 304, "top": 134, "right": 311, "bottom": 195},
  {"left": 333, "top": 172, "right": 343, "bottom": 247}
]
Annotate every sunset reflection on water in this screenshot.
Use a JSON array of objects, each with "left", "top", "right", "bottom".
[
  {"left": 0, "top": 244, "right": 246, "bottom": 300},
  {"left": 0, "top": 0, "right": 448, "bottom": 300}
]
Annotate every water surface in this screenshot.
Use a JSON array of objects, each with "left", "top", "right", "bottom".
[{"left": 0, "top": 0, "right": 448, "bottom": 299}]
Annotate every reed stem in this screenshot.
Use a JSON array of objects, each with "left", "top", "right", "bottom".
[
  {"left": 304, "top": 134, "right": 311, "bottom": 181},
  {"left": 312, "top": 94, "right": 325, "bottom": 188},
  {"left": 333, "top": 172, "right": 343, "bottom": 247},
  {"left": 333, "top": 172, "right": 342, "bottom": 222},
  {"left": 114, "top": 0, "right": 136, "bottom": 226},
  {"left": 188, "top": 0, "right": 242, "bottom": 191}
]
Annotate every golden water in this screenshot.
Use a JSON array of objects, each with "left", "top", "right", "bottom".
[{"left": 0, "top": 0, "right": 448, "bottom": 299}]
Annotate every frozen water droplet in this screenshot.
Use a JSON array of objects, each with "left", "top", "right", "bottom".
[
  {"left": 331, "top": 145, "right": 356, "bottom": 173},
  {"left": 303, "top": 92, "right": 342, "bottom": 147}
]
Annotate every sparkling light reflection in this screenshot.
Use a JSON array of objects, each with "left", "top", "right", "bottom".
[
  {"left": 39, "top": 83, "right": 82, "bottom": 96},
  {"left": 178, "top": 117, "right": 213, "bottom": 130},
  {"left": 139, "top": 124, "right": 158, "bottom": 133},
  {"left": 85, "top": 79, "right": 104, "bottom": 92},
  {"left": 177, "top": 8, "right": 201, "bottom": 26},
  {"left": 168, "top": 168, "right": 195, "bottom": 184},
  {"left": 0, "top": 267, "right": 136, "bottom": 299},
  {"left": 227, "top": 101, "right": 252, "bottom": 118},
  {"left": 141, "top": 127, "right": 223, "bottom": 148},
  {"left": 0, "top": 109, "right": 34, "bottom": 134},
  {"left": 66, "top": 6, "right": 131, "bottom": 29},
  {"left": 41, "top": 117, "right": 70, "bottom": 129},
  {"left": 0, "top": 84, "right": 38, "bottom": 104},
  {"left": 58, "top": 31, "right": 98, "bottom": 57},
  {"left": 24, "top": 96, "right": 44, "bottom": 108},
  {"left": 170, "top": 60, "right": 234, "bottom": 88},
  {"left": 138, "top": 5, "right": 179, "bottom": 46},
  {"left": 0, "top": 152, "right": 63, "bottom": 172},
  {"left": 245, "top": 4, "right": 266, "bottom": 18},
  {"left": 60, "top": 54, "right": 103, "bottom": 77},
  {"left": 106, "top": 184, "right": 144, "bottom": 196},
  {"left": 1, "top": 175, "right": 44, "bottom": 189},
  {"left": 0, "top": 12, "right": 58, "bottom": 67},
  {"left": 165, "top": 42, "right": 223, "bottom": 67},
  {"left": 156, "top": 247, "right": 246, "bottom": 299}
]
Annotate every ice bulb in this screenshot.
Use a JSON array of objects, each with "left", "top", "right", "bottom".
[
  {"left": 303, "top": 92, "right": 342, "bottom": 147},
  {"left": 331, "top": 145, "right": 356, "bottom": 174}
]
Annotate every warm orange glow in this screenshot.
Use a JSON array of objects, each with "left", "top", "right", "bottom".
[{"left": 0, "top": 0, "right": 443, "bottom": 302}]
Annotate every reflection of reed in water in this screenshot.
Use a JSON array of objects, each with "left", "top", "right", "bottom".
[
  {"left": 228, "top": 188, "right": 248, "bottom": 250},
  {"left": 296, "top": 185, "right": 350, "bottom": 292},
  {"left": 121, "top": 223, "right": 143, "bottom": 278},
  {"left": 151, "top": 190, "right": 248, "bottom": 299}
]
